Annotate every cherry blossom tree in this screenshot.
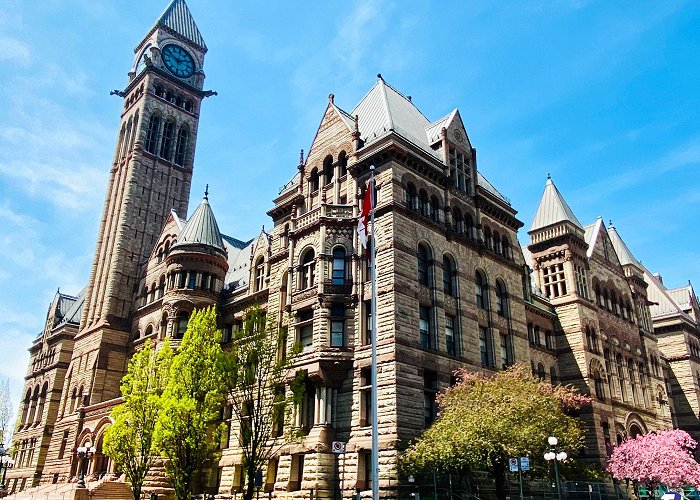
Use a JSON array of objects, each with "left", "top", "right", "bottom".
[{"left": 607, "top": 429, "right": 700, "bottom": 490}]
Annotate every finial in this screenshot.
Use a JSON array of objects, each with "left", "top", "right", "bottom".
[
  {"left": 608, "top": 219, "right": 613, "bottom": 227},
  {"left": 354, "top": 115, "right": 359, "bottom": 132},
  {"left": 547, "top": 172, "right": 551, "bottom": 180},
  {"left": 407, "top": 96, "right": 412, "bottom": 102},
  {"left": 299, "top": 149, "right": 304, "bottom": 165},
  {"left": 204, "top": 184, "right": 209, "bottom": 199},
  {"left": 328, "top": 94, "right": 334, "bottom": 104},
  {"left": 377, "top": 73, "right": 383, "bottom": 81}
]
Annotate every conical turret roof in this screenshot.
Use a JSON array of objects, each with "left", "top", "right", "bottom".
[
  {"left": 173, "top": 195, "right": 225, "bottom": 253},
  {"left": 529, "top": 177, "right": 583, "bottom": 232},
  {"left": 154, "top": 0, "right": 206, "bottom": 51},
  {"left": 607, "top": 225, "right": 641, "bottom": 268}
]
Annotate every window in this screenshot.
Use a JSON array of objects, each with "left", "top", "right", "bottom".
[
  {"left": 534, "top": 325, "right": 541, "bottom": 345},
  {"left": 265, "top": 458, "right": 279, "bottom": 493},
  {"left": 445, "top": 315, "right": 456, "bottom": 356},
  {"left": 537, "top": 363, "right": 546, "bottom": 380},
  {"left": 174, "top": 126, "right": 189, "bottom": 165},
  {"left": 357, "top": 451, "right": 372, "bottom": 491},
  {"left": 476, "top": 271, "right": 488, "bottom": 309},
  {"left": 58, "top": 430, "right": 69, "bottom": 459},
  {"left": 443, "top": 255, "right": 456, "bottom": 296},
  {"left": 338, "top": 151, "right": 348, "bottom": 177},
  {"left": 430, "top": 196, "right": 440, "bottom": 222},
  {"left": 550, "top": 367, "right": 558, "bottom": 385},
  {"left": 406, "top": 183, "right": 417, "bottom": 210},
  {"left": 419, "top": 306, "right": 432, "bottom": 349},
  {"left": 500, "top": 334, "right": 513, "bottom": 369},
  {"left": 300, "top": 249, "right": 316, "bottom": 289},
  {"left": 144, "top": 114, "right": 161, "bottom": 154},
  {"left": 418, "top": 190, "right": 429, "bottom": 217},
  {"left": 528, "top": 323, "right": 535, "bottom": 344},
  {"left": 453, "top": 208, "right": 463, "bottom": 234},
  {"left": 330, "top": 303, "right": 345, "bottom": 347},
  {"left": 187, "top": 272, "right": 196, "bottom": 289},
  {"left": 574, "top": 264, "right": 589, "bottom": 299},
  {"left": 545, "top": 330, "right": 554, "bottom": 350},
  {"left": 364, "top": 300, "right": 372, "bottom": 345},
  {"left": 309, "top": 168, "right": 319, "bottom": 192},
  {"left": 332, "top": 247, "right": 346, "bottom": 285},
  {"left": 484, "top": 227, "right": 493, "bottom": 250},
  {"left": 288, "top": 454, "right": 304, "bottom": 491},
  {"left": 323, "top": 155, "right": 334, "bottom": 185},
  {"left": 360, "top": 368, "right": 372, "bottom": 426},
  {"left": 449, "top": 146, "right": 471, "bottom": 194},
  {"left": 417, "top": 244, "right": 430, "bottom": 286},
  {"left": 175, "top": 312, "right": 189, "bottom": 339},
  {"left": 160, "top": 120, "right": 176, "bottom": 160},
  {"left": 296, "top": 310, "right": 313, "bottom": 351},
  {"left": 271, "top": 386, "right": 285, "bottom": 438},
  {"left": 465, "top": 214, "right": 475, "bottom": 240},
  {"left": 423, "top": 370, "right": 438, "bottom": 427},
  {"left": 543, "top": 263, "right": 567, "bottom": 298},
  {"left": 495, "top": 280, "right": 508, "bottom": 317},
  {"left": 479, "top": 327, "right": 491, "bottom": 367},
  {"left": 594, "top": 370, "right": 605, "bottom": 400},
  {"left": 255, "top": 257, "right": 265, "bottom": 291},
  {"left": 501, "top": 237, "right": 510, "bottom": 259}
]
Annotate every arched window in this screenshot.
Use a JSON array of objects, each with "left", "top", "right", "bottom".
[
  {"left": 155, "top": 85, "right": 164, "bottom": 98},
  {"left": 255, "top": 257, "right": 265, "bottom": 292},
  {"left": 185, "top": 100, "right": 193, "bottom": 112},
  {"left": 594, "top": 370, "right": 605, "bottom": 400},
  {"left": 493, "top": 231, "right": 502, "bottom": 254},
  {"left": 70, "top": 387, "right": 78, "bottom": 413},
  {"left": 323, "top": 155, "right": 333, "bottom": 185},
  {"left": 476, "top": 270, "right": 488, "bottom": 309},
  {"left": 175, "top": 312, "right": 189, "bottom": 339},
  {"left": 550, "top": 367, "right": 558, "bottom": 385},
  {"left": 144, "top": 325, "right": 153, "bottom": 337},
  {"left": 453, "top": 207, "right": 463, "bottom": 234},
  {"left": 406, "top": 183, "right": 417, "bottom": 210},
  {"left": 160, "top": 120, "right": 176, "bottom": 160},
  {"left": 443, "top": 255, "right": 456, "bottom": 296},
  {"left": 144, "top": 113, "right": 161, "bottom": 154},
  {"left": 537, "top": 363, "right": 546, "bottom": 380},
  {"left": 157, "top": 275, "right": 165, "bottom": 299},
  {"left": 501, "top": 236, "right": 510, "bottom": 259},
  {"left": 417, "top": 244, "right": 431, "bottom": 286},
  {"left": 174, "top": 126, "right": 189, "bottom": 166},
  {"left": 484, "top": 226, "right": 493, "bottom": 250},
  {"left": 430, "top": 196, "right": 440, "bottom": 222},
  {"left": 300, "top": 249, "right": 316, "bottom": 289},
  {"left": 21, "top": 389, "right": 31, "bottom": 426},
  {"left": 115, "top": 124, "right": 126, "bottom": 163},
  {"left": 495, "top": 280, "right": 508, "bottom": 317},
  {"left": 128, "top": 112, "right": 139, "bottom": 150},
  {"left": 465, "top": 213, "right": 475, "bottom": 240},
  {"left": 338, "top": 151, "right": 348, "bottom": 177},
  {"left": 309, "top": 168, "right": 320, "bottom": 192},
  {"left": 418, "top": 190, "right": 429, "bottom": 217},
  {"left": 332, "top": 247, "right": 346, "bottom": 285}
]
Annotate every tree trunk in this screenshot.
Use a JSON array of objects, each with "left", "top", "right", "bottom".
[
  {"left": 493, "top": 461, "right": 507, "bottom": 500},
  {"left": 243, "top": 467, "right": 256, "bottom": 500}
]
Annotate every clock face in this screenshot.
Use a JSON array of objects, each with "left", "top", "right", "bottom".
[{"left": 161, "top": 44, "right": 195, "bottom": 78}]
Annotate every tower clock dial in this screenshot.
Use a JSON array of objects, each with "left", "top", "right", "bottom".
[{"left": 161, "top": 44, "right": 195, "bottom": 78}]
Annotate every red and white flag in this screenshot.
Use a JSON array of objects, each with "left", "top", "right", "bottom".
[{"left": 357, "top": 186, "right": 372, "bottom": 250}]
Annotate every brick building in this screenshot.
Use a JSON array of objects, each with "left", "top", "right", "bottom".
[{"left": 7, "top": 0, "right": 700, "bottom": 498}]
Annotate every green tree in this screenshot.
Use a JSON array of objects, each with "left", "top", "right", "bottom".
[
  {"left": 155, "top": 307, "right": 226, "bottom": 500},
  {"left": 221, "top": 306, "right": 297, "bottom": 500},
  {"left": 400, "top": 365, "right": 591, "bottom": 500},
  {"left": 104, "top": 339, "right": 172, "bottom": 500}
]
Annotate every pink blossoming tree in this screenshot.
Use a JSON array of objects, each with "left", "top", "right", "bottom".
[{"left": 607, "top": 429, "right": 700, "bottom": 490}]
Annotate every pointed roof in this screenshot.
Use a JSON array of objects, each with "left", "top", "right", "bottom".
[
  {"left": 153, "top": 0, "right": 206, "bottom": 51},
  {"left": 352, "top": 75, "right": 432, "bottom": 154},
  {"left": 529, "top": 177, "right": 583, "bottom": 232},
  {"left": 173, "top": 195, "right": 226, "bottom": 253},
  {"left": 607, "top": 225, "right": 642, "bottom": 268}
]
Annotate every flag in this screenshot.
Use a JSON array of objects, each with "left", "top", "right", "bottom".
[{"left": 357, "top": 186, "right": 372, "bottom": 250}]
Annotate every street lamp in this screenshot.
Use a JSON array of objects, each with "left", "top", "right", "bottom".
[
  {"left": 0, "top": 443, "right": 11, "bottom": 494},
  {"left": 544, "top": 436, "right": 567, "bottom": 500},
  {"left": 75, "top": 442, "right": 96, "bottom": 488}
]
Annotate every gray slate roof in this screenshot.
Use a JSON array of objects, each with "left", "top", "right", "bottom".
[
  {"left": 154, "top": 0, "right": 206, "bottom": 50},
  {"left": 607, "top": 225, "right": 641, "bottom": 268},
  {"left": 222, "top": 235, "right": 254, "bottom": 292},
  {"left": 530, "top": 177, "right": 583, "bottom": 232},
  {"left": 174, "top": 196, "right": 226, "bottom": 252}
]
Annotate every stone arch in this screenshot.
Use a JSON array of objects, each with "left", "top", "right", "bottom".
[{"left": 625, "top": 413, "right": 647, "bottom": 438}]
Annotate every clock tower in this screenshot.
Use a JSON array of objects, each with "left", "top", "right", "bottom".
[{"left": 77, "top": 0, "right": 209, "bottom": 401}]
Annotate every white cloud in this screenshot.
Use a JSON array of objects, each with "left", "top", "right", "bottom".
[{"left": 0, "top": 36, "right": 31, "bottom": 66}]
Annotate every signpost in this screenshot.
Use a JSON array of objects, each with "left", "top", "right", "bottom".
[{"left": 509, "top": 457, "right": 529, "bottom": 500}]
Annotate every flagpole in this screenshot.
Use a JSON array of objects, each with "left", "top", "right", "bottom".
[{"left": 369, "top": 164, "right": 379, "bottom": 500}]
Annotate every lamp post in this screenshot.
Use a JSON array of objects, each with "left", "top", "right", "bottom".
[
  {"left": 543, "top": 436, "right": 567, "bottom": 500},
  {"left": 0, "top": 443, "right": 11, "bottom": 495},
  {"left": 75, "top": 442, "right": 96, "bottom": 488}
]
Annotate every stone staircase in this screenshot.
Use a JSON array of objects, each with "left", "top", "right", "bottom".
[{"left": 88, "top": 481, "right": 134, "bottom": 500}]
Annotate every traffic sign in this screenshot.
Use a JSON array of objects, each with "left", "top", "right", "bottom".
[
  {"left": 332, "top": 441, "right": 346, "bottom": 454},
  {"left": 520, "top": 457, "right": 530, "bottom": 471},
  {"left": 509, "top": 457, "right": 519, "bottom": 472}
]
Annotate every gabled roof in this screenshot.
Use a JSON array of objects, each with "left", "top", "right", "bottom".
[
  {"left": 352, "top": 76, "right": 433, "bottom": 155},
  {"left": 173, "top": 195, "right": 226, "bottom": 253},
  {"left": 530, "top": 177, "right": 583, "bottom": 232},
  {"left": 425, "top": 109, "right": 457, "bottom": 144},
  {"left": 643, "top": 267, "right": 688, "bottom": 318},
  {"left": 584, "top": 218, "right": 603, "bottom": 258},
  {"left": 153, "top": 0, "right": 206, "bottom": 50},
  {"left": 607, "top": 225, "right": 642, "bottom": 269}
]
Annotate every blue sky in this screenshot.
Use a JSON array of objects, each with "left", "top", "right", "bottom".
[{"left": 1, "top": 0, "right": 699, "bottom": 422}]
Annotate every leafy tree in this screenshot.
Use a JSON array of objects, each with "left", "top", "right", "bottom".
[
  {"left": 155, "top": 307, "right": 227, "bottom": 500},
  {"left": 104, "top": 340, "right": 172, "bottom": 500},
  {"left": 221, "top": 306, "right": 297, "bottom": 500},
  {"left": 400, "top": 365, "right": 591, "bottom": 500},
  {"left": 0, "top": 378, "right": 12, "bottom": 446},
  {"left": 607, "top": 429, "right": 700, "bottom": 490}
]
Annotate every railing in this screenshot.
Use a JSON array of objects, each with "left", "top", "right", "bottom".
[{"left": 293, "top": 204, "right": 355, "bottom": 232}]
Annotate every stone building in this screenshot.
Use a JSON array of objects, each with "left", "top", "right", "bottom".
[{"left": 7, "top": 0, "right": 700, "bottom": 498}]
